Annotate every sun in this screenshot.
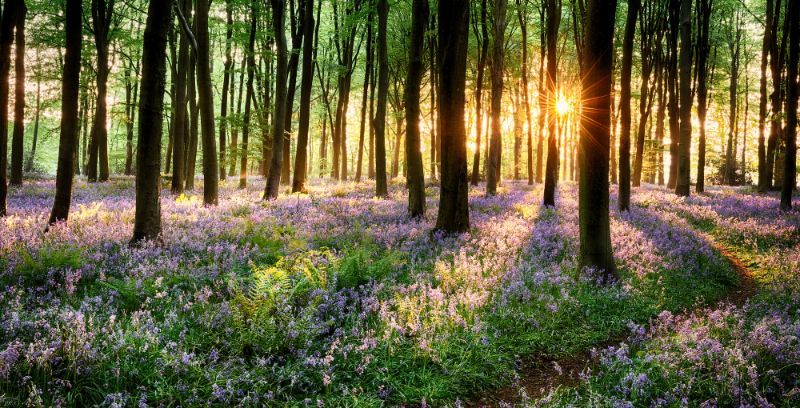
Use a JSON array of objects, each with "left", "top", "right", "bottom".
[{"left": 556, "top": 97, "right": 570, "bottom": 117}]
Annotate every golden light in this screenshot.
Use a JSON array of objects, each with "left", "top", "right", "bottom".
[{"left": 556, "top": 97, "right": 570, "bottom": 117}]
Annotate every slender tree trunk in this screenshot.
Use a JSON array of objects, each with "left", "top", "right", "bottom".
[
  {"left": 579, "top": 0, "right": 617, "bottom": 280},
  {"left": 725, "top": 21, "right": 741, "bottom": 185},
  {"left": 781, "top": 0, "right": 798, "bottom": 210},
  {"left": 695, "top": 0, "right": 712, "bottom": 192},
  {"left": 471, "top": 0, "right": 489, "bottom": 186},
  {"left": 518, "top": 0, "right": 534, "bottom": 185},
  {"left": 292, "top": 0, "right": 315, "bottom": 193},
  {"left": 264, "top": 0, "right": 288, "bottom": 200},
  {"left": 536, "top": 5, "right": 545, "bottom": 183},
  {"left": 47, "top": 0, "right": 81, "bottom": 225},
  {"left": 25, "top": 65, "right": 40, "bottom": 173},
  {"left": 405, "top": 0, "right": 427, "bottom": 215},
  {"left": 230, "top": 53, "right": 245, "bottom": 176},
  {"left": 89, "top": 0, "right": 114, "bottom": 183},
  {"left": 185, "top": 54, "right": 198, "bottom": 190},
  {"left": 240, "top": 1, "right": 257, "bottom": 189},
  {"left": 282, "top": 0, "right": 303, "bottom": 185},
  {"left": 486, "top": 0, "right": 506, "bottom": 196},
  {"left": 171, "top": 0, "right": 190, "bottom": 194},
  {"left": 131, "top": 0, "right": 172, "bottom": 243},
  {"left": 219, "top": 0, "right": 234, "bottom": 180},
  {"left": 675, "top": 0, "right": 693, "bottom": 196},
  {"left": 618, "top": 0, "right": 638, "bottom": 211},
  {"left": 666, "top": 0, "right": 680, "bottom": 189},
  {"left": 355, "top": 11, "right": 373, "bottom": 183},
  {"left": 9, "top": 0, "right": 25, "bottom": 186},
  {"left": 766, "top": 0, "right": 784, "bottom": 191},
  {"left": 758, "top": 0, "right": 774, "bottom": 192},
  {"left": 196, "top": 0, "right": 219, "bottom": 204},
  {"left": 542, "top": 0, "right": 560, "bottom": 206}
]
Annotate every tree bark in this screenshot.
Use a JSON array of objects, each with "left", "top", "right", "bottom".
[
  {"left": 240, "top": 0, "right": 257, "bottom": 189},
  {"left": 219, "top": 0, "right": 234, "bottom": 180},
  {"left": 196, "top": 0, "right": 219, "bottom": 205},
  {"left": 88, "top": 0, "right": 114, "bottom": 183},
  {"left": 618, "top": 0, "right": 638, "bottom": 211},
  {"left": 487, "top": 0, "right": 506, "bottom": 196},
  {"left": 292, "top": 0, "right": 315, "bottom": 192},
  {"left": 9, "top": 0, "right": 25, "bottom": 186},
  {"left": 695, "top": 0, "right": 712, "bottom": 192},
  {"left": 471, "top": 0, "right": 489, "bottom": 186},
  {"left": 434, "top": 0, "right": 470, "bottom": 233},
  {"left": 781, "top": 0, "right": 798, "bottom": 210},
  {"left": 47, "top": 0, "right": 81, "bottom": 225},
  {"left": 758, "top": 0, "right": 774, "bottom": 192},
  {"left": 131, "top": 0, "right": 172, "bottom": 243},
  {"left": 405, "top": 0, "right": 427, "bottom": 216},
  {"left": 171, "top": 0, "right": 191, "bottom": 194},
  {"left": 675, "top": 0, "right": 693, "bottom": 196},
  {"left": 579, "top": 0, "right": 617, "bottom": 280},
  {"left": 542, "top": 0, "right": 560, "bottom": 206},
  {"left": 0, "top": 0, "right": 16, "bottom": 215},
  {"left": 355, "top": 10, "right": 373, "bottom": 183},
  {"left": 264, "top": 0, "right": 289, "bottom": 200},
  {"left": 374, "top": 0, "right": 389, "bottom": 197}
]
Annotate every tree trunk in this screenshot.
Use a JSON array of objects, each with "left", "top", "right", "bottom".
[
  {"left": 766, "top": 0, "right": 784, "bottom": 191},
  {"left": 781, "top": 0, "right": 798, "bottom": 210},
  {"left": 264, "top": 0, "right": 289, "bottom": 200},
  {"left": 579, "top": 0, "right": 617, "bottom": 280},
  {"left": 675, "top": 0, "right": 692, "bottom": 196},
  {"left": 9, "top": 0, "right": 25, "bottom": 186},
  {"left": 695, "top": 0, "right": 712, "bottom": 192},
  {"left": 25, "top": 61, "right": 39, "bottom": 173},
  {"left": 355, "top": 10, "right": 373, "bottom": 183},
  {"left": 758, "top": 0, "right": 774, "bottom": 192},
  {"left": 486, "top": 0, "right": 506, "bottom": 196},
  {"left": 282, "top": 0, "right": 304, "bottom": 185},
  {"left": 542, "top": 0, "right": 560, "bottom": 206},
  {"left": 47, "top": 0, "right": 81, "bottom": 225},
  {"left": 240, "top": 0, "right": 257, "bottom": 188},
  {"left": 292, "top": 0, "right": 315, "bottom": 193},
  {"left": 131, "top": 0, "right": 172, "bottom": 243},
  {"left": 0, "top": 0, "right": 16, "bottom": 215},
  {"left": 219, "top": 0, "right": 234, "bottom": 180},
  {"left": 666, "top": 0, "right": 679, "bottom": 189},
  {"left": 196, "top": 0, "right": 219, "bottom": 205},
  {"left": 618, "top": 0, "right": 638, "bottom": 211},
  {"left": 89, "top": 0, "right": 114, "bottom": 183},
  {"left": 471, "top": 0, "right": 489, "bottom": 186},
  {"left": 434, "top": 0, "right": 470, "bottom": 233},
  {"left": 405, "top": 0, "right": 427, "bottom": 216},
  {"left": 374, "top": 0, "right": 390, "bottom": 197},
  {"left": 518, "top": 0, "right": 534, "bottom": 185},
  {"left": 171, "top": 0, "right": 190, "bottom": 194},
  {"left": 536, "top": 5, "right": 545, "bottom": 183}
]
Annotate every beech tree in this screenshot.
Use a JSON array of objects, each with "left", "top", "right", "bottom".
[
  {"left": 674, "top": 0, "right": 693, "bottom": 197},
  {"left": 434, "top": 0, "right": 470, "bottom": 233},
  {"left": 0, "top": 0, "right": 15, "bottom": 215},
  {"left": 618, "top": 0, "right": 638, "bottom": 212},
  {"left": 132, "top": 0, "right": 172, "bottom": 243},
  {"left": 486, "top": 0, "right": 506, "bottom": 196},
  {"left": 374, "top": 0, "right": 389, "bottom": 198},
  {"left": 542, "top": 0, "right": 560, "bottom": 206},
  {"left": 781, "top": 0, "right": 798, "bottom": 210},
  {"left": 404, "top": 0, "right": 427, "bottom": 216},
  {"left": 9, "top": 0, "right": 24, "bottom": 187},
  {"left": 264, "top": 0, "right": 289, "bottom": 200}
]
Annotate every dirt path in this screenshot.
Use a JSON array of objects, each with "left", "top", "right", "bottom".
[{"left": 467, "top": 232, "right": 757, "bottom": 407}]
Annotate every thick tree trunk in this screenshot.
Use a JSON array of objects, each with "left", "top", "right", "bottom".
[
  {"left": 618, "top": 0, "right": 638, "bottom": 211},
  {"left": 675, "top": 0, "right": 693, "bottom": 196},
  {"left": 781, "top": 0, "right": 798, "bottom": 210},
  {"left": 404, "top": 0, "right": 427, "bottom": 216},
  {"left": 264, "top": 0, "right": 289, "bottom": 200},
  {"left": 434, "top": 0, "right": 470, "bottom": 233},
  {"left": 579, "top": 0, "right": 617, "bottom": 280},
  {"left": 292, "top": 0, "right": 315, "bottom": 192},
  {"left": 542, "top": 0, "right": 560, "bottom": 206},
  {"left": 666, "top": 0, "right": 679, "bottom": 189},
  {"left": 486, "top": 0, "right": 506, "bottom": 196},
  {"left": 196, "top": 0, "right": 219, "bottom": 205},
  {"left": 766, "top": 0, "right": 784, "bottom": 191},
  {"left": 131, "top": 0, "right": 172, "bottom": 243},
  {"left": 374, "top": 0, "right": 389, "bottom": 197},
  {"left": 47, "top": 0, "right": 81, "bottom": 225},
  {"left": 0, "top": 0, "right": 15, "bottom": 215},
  {"left": 9, "top": 0, "right": 25, "bottom": 186}
]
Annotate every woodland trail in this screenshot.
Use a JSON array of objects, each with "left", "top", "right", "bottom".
[{"left": 467, "top": 229, "right": 758, "bottom": 407}]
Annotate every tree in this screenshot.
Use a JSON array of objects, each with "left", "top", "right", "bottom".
[
  {"left": 542, "top": 0, "right": 560, "bottom": 206},
  {"left": 292, "top": 0, "right": 315, "bottom": 193},
  {"left": 695, "top": 0, "right": 713, "bottom": 193},
  {"left": 674, "top": 0, "right": 692, "bottom": 197},
  {"left": 374, "top": 0, "right": 389, "bottom": 197},
  {"left": 239, "top": 0, "right": 257, "bottom": 189},
  {"left": 486, "top": 0, "right": 506, "bottom": 196},
  {"left": 264, "top": 0, "right": 289, "bottom": 200},
  {"left": 219, "top": 0, "right": 234, "bottom": 181},
  {"left": 405, "top": 0, "right": 427, "bottom": 216},
  {"left": 47, "top": 0, "right": 81, "bottom": 226},
  {"left": 87, "top": 0, "right": 115, "bottom": 183},
  {"left": 131, "top": 0, "right": 172, "bottom": 243},
  {"left": 471, "top": 0, "right": 489, "bottom": 186},
  {"left": 172, "top": 0, "right": 191, "bottom": 195},
  {"left": 781, "top": 0, "right": 798, "bottom": 210},
  {"left": 434, "top": 0, "right": 470, "bottom": 233},
  {"left": 9, "top": 0, "right": 25, "bottom": 187},
  {"left": 758, "top": 0, "right": 774, "bottom": 192},
  {"left": 618, "top": 0, "right": 639, "bottom": 212},
  {"left": 579, "top": 0, "right": 617, "bottom": 281},
  {"left": 518, "top": 0, "right": 534, "bottom": 185},
  {"left": 196, "top": 0, "right": 219, "bottom": 205},
  {"left": 0, "top": 0, "right": 16, "bottom": 215}
]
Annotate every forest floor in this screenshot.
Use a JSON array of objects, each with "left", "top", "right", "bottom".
[{"left": 0, "top": 178, "right": 798, "bottom": 407}]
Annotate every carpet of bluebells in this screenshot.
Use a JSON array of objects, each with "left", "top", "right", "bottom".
[{"left": 0, "top": 177, "right": 796, "bottom": 407}]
